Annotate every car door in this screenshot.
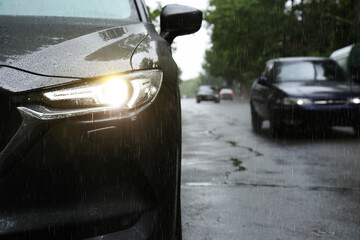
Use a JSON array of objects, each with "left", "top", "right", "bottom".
[{"left": 253, "top": 62, "right": 274, "bottom": 119}]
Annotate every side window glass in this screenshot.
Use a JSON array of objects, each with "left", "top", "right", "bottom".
[
  {"left": 261, "top": 63, "right": 270, "bottom": 77},
  {"left": 264, "top": 62, "right": 274, "bottom": 81}
]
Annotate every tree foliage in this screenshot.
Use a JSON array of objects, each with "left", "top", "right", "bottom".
[
  {"left": 147, "top": 2, "right": 162, "bottom": 22},
  {"left": 204, "top": 0, "right": 358, "bottom": 85}
]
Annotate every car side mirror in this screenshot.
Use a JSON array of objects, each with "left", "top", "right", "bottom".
[
  {"left": 160, "top": 4, "right": 202, "bottom": 44},
  {"left": 258, "top": 77, "right": 269, "bottom": 86}
]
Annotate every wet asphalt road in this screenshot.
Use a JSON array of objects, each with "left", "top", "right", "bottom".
[{"left": 180, "top": 97, "right": 360, "bottom": 240}]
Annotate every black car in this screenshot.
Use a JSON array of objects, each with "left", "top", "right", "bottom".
[
  {"left": 196, "top": 85, "right": 220, "bottom": 103},
  {"left": 250, "top": 57, "right": 360, "bottom": 136},
  {"left": 0, "top": 1, "right": 201, "bottom": 239}
]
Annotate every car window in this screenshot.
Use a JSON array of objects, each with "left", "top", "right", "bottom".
[
  {"left": 0, "top": 0, "right": 135, "bottom": 20},
  {"left": 314, "top": 61, "right": 346, "bottom": 81},
  {"left": 220, "top": 88, "right": 233, "bottom": 94},
  {"left": 275, "top": 62, "right": 315, "bottom": 82},
  {"left": 274, "top": 61, "right": 345, "bottom": 82},
  {"left": 199, "top": 85, "right": 214, "bottom": 91}
]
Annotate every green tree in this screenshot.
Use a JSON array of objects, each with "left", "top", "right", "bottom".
[
  {"left": 147, "top": 2, "right": 162, "bottom": 22},
  {"left": 204, "top": 0, "right": 358, "bottom": 86}
]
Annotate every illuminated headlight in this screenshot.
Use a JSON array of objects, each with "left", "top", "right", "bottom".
[
  {"left": 350, "top": 97, "right": 360, "bottom": 104},
  {"left": 19, "top": 70, "right": 163, "bottom": 120},
  {"left": 43, "top": 70, "right": 162, "bottom": 109},
  {"left": 282, "top": 97, "right": 312, "bottom": 106}
]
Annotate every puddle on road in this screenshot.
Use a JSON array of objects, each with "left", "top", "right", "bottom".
[
  {"left": 225, "top": 157, "right": 246, "bottom": 180},
  {"left": 227, "top": 141, "right": 263, "bottom": 157},
  {"left": 183, "top": 181, "right": 360, "bottom": 193},
  {"left": 206, "top": 128, "right": 223, "bottom": 140},
  {"left": 185, "top": 182, "right": 213, "bottom": 187},
  {"left": 231, "top": 157, "right": 246, "bottom": 171},
  {"left": 225, "top": 171, "right": 231, "bottom": 180},
  {"left": 227, "top": 121, "right": 236, "bottom": 126},
  {"left": 312, "top": 229, "right": 336, "bottom": 237}
]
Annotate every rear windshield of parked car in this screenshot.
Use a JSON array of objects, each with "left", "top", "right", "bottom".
[
  {"left": 274, "top": 61, "right": 346, "bottom": 83},
  {"left": 0, "top": 0, "right": 135, "bottom": 20}
]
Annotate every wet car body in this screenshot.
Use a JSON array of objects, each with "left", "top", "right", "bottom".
[
  {"left": 250, "top": 57, "right": 360, "bottom": 135},
  {"left": 196, "top": 85, "right": 220, "bottom": 103},
  {"left": 0, "top": 1, "right": 201, "bottom": 239}
]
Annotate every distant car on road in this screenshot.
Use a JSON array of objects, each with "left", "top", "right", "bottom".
[
  {"left": 250, "top": 57, "right": 360, "bottom": 136},
  {"left": 196, "top": 85, "right": 220, "bottom": 103},
  {"left": 219, "top": 88, "right": 234, "bottom": 100}
]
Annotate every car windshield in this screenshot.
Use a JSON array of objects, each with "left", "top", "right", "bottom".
[
  {"left": 220, "top": 88, "right": 233, "bottom": 94},
  {"left": 0, "top": 0, "right": 133, "bottom": 20},
  {"left": 199, "top": 85, "right": 215, "bottom": 91},
  {"left": 274, "top": 61, "right": 346, "bottom": 82}
]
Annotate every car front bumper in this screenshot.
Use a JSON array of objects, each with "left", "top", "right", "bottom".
[
  {"left": 220, "top": 94, "right": 233, "bottom": 100},
  {"left": 272, "top": 104, "right": 360, "bottom": 128},
  {"left": 0, "top": 83, "right": 181, "bottom": 239},
  {"left": 197, "top": 95, "right": 219, "bottom": 101}
]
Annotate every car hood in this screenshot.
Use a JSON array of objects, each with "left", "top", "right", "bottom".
[
  {"left": 274, "top": 81, "right": 360, "bottom": 98},
  {"left": 0, "top": 16, "right": 150, "bottom": 93}
]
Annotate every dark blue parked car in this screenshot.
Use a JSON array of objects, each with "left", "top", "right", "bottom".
[{"left": 250, "top": 57, "right": 360, "bottom": 136}]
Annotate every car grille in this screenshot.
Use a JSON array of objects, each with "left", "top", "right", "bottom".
[
  {"left": 313, "top": 99, "right": 347, "bottom": 105},
  {"left": 0, "top": 93, "right": 22, "bottom": 153}
]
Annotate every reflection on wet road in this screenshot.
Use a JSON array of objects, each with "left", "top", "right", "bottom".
[{"left": 181, "top": 98, "right": 360, "bottom": 240}]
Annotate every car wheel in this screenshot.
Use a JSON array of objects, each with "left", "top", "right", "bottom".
[
  {"left": 270, "top": 115, "right": 284, "bottom": 138},
  {"left": 146, "top": 83, "right": 182, "bottom": 239},
  {"left": 196, "top": 97, "right": 200, "bottom": 103},
  {"left": 354, "top": 124, "right": 360, "bottom": 136},
  {"left": 214, "top": 99, "right": 220, "bottom": 103},
  {"left": 319, "top": 125, "right": 332, "bottom": 135},
  {"left": 251, "top": 104, "right": 262, "bottom": 132},
  {"left": 175, "top": 177, "right": 182, "bottom": 240}
]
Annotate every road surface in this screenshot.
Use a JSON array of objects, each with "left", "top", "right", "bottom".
[{"left": 180, "top": 98, "right": 360, "bottom": 240}]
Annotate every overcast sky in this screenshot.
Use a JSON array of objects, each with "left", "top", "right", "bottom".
[{"left": 146, "top": 0, "right": 210, "bottom": 80}]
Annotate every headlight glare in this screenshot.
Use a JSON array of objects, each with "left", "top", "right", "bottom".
[
  {"left": 43, "top": 70, "right": 162, "bottom": 109},
  {"left": 21, "top": 70, "right": 163, "bottom": 120},
  {"left": 101, "top": 78, "right": 129, "bottom": 107},
  {"left": 350, "top": 97, "right": 360, "bottom": 104},
  {"left": 44, "top": 77, "right": 130, "bottom": 107},
  {"left": 282, "top": 97, "right": 312, "bottom": 106}
]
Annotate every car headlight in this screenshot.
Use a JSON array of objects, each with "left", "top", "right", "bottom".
[
  {"left": 350, "top": 97, "right": 360, "bottom": 104},
  {"left": 282, "top": 97, "right": 312, "bottom": 106},
  {"left": 19, "top": 70, "right": 163, "bottom": 120}
]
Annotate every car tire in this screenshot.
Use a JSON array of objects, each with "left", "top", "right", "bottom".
[
  {"left": 196, "top": 98, "right": 200, "bottom": 103},
  {"left": 251, "top": 104, "right": 262, "bottom": 132},
  {"left": 214, "top": 99, "right": 220, "bottom": 103},
  {"left": 147, "top": 83, "right": 182, "bottom": 240},
  {"left": 175, "top": 181, "right": 182, "bottom": 240},
  {"left": 270, "top": 115, "right": 284, "bottom": 138},
  {"left": 354, "top": 124, "right": 360, "bottom": 137}
]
